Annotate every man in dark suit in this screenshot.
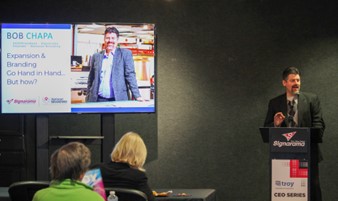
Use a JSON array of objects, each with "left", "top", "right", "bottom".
[
  {"left": 264, "top": 66, "right": 325, "bottom": 201},
  {"left": 86, "top": 27, "right": 142, "bottom": 102}
]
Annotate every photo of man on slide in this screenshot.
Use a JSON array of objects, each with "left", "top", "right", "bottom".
[{"left": 86, "top": 27, "right": 143, "bottom": 102}]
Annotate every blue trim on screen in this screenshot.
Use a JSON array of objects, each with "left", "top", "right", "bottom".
[
  {"left": 71, "top": 107, "right": 155, "bottom": 113},
  {"left": 1, "top": 23, "right": 71, "bottom": 29}
]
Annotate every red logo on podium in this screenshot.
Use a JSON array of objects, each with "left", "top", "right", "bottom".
[{"left": 282, "top": 131, "right": 297, "bottom": 141}]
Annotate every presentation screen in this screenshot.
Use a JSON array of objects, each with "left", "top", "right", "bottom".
[{"left": 1, "top": 23, "right": 156, "bottom": 114}]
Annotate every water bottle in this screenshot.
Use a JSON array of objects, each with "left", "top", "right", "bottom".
[{"left": 107, "top": 191, "right": 118, "bottom": 201}]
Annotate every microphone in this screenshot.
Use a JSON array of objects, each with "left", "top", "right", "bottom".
[{"left": 293, "top": 88, "right": 300, "bottom": 96}]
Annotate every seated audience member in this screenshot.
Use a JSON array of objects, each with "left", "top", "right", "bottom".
[
  {"left": 92, "top": 131, "right": 155, "bottom": 201},
  {"left": 33, "top": 142, "right": 104, "bottom": 201}
]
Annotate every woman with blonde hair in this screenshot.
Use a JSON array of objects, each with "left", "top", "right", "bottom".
[{"left": 92, "top": 131, "right": 154, "bottom": 201}]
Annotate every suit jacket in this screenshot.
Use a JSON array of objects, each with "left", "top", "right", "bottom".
[
  {"left": 264, "top": 92, "right": 325, "bottom": 161},
  {"left": 86, "top": 48, "right": 141, "bottom": 102},
  {"left": 91, "top": 162, "right": 155, "bottom": 201}
]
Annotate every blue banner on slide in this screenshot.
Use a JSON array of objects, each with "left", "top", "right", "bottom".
[{"left": 2, "top": 23, "right": 71, "bottom": 29}]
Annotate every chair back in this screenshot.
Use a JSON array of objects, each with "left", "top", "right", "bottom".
[
  {"left": 8, "top": 181, "right": 50, "bottom": 201},
  {"left": 105, "top": 187, "right": 148, "bottom": 201}
]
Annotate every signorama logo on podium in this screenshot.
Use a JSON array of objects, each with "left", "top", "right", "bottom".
[
  {"left": 273, "top": 131, "right": 305, "bottom": 148},
  {"left": 282, "top": 131, "right": 297, "bottom": 141}
]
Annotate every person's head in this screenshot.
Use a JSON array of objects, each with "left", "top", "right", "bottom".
[
  {"left": 111, "top": 132, "right": 147, "bottom": 171},
  {"left": 50, "top": 142, "right": 91, "bottom": 181},
  {"left": 282, "top": 66, "right": 301, "bottom": 96},
  {"left": 104, "top": 27, "right": 120, "bottom": 53}
]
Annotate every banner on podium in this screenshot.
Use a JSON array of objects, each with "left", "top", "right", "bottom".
[{"left": 271, "top": 159, "right": 308, "bottom": 201}]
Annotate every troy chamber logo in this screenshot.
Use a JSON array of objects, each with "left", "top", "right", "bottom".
[
  {"left": 275, "top": 180, "right": 294, "bottom": 188},
  {"left": 273, "top": 131, "right": 306, "bottom": 148}
]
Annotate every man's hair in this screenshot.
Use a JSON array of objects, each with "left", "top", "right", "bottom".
[
  {"left": 105, "top": 27, "right": 120, "bottom": 38},
  {"left": 282, "top": 66, "right": 301, "bottom": 80},
  {"left": 50, "top": 142, "right": 91, "bottom": 181},
  {"left": 111, "top": 132, "right": 147, "bottom": 171}
]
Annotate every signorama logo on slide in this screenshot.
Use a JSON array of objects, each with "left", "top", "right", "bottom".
[{"left": 6, "top": 98, "right": 37, "bottom": 104}]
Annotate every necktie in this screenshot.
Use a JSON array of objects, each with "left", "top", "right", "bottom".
[{"left": 288, "top": 99, "right": 296, "bottom": 127}]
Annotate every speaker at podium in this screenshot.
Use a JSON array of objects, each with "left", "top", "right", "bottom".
[{"left": 259, "top": 127, "right": 322, "bottom": 201}]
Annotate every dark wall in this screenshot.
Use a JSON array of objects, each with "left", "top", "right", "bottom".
[{"left": 1, "top": 0, "right": 338, "bottom": 200}]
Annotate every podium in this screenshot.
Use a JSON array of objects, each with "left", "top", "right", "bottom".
[{"left": 259, "top": 127, "right": 322, "bottom": 201}]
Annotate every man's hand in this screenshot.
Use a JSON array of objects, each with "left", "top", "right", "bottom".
[
  {"left": 274, "top": 112, "right": 285, "bottom": 127},
  {"left": 136, "top": 97, "right": 145, "bottom": 102}
]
